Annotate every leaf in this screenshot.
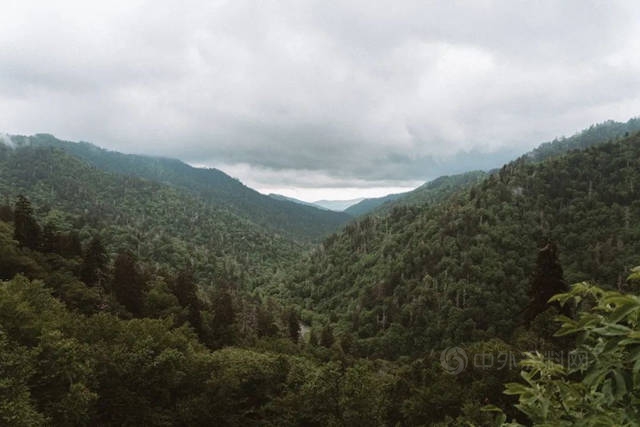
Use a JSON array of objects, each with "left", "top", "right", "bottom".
[
  {"left": 612, "top": 368, "right": 628, "bottom": 400},
  {"left": 504, "top": 382, "right": 531, "bottom": 396},
  {"left": 607, "top": 302, "right": 640, "bottom": 324},
  {"left": 583, "top": 366, "right": 608, "bottom": 388},
  {"left": 592, "top": 324, "right": 632, "bottom": 336}
]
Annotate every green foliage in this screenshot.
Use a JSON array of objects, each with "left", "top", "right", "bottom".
[
  {"left": 286, "top": 133, "right": 640, "bottom": 358},
  {"left": 0, "top": 145, "right": 304, "bottom": 289},
  {"left": 524, "top": 117, "right": 640, "bottom": 163},
  {"left": 501, "top": 280, "right": 640, "bottom": 426},
  {"left": 346, "top": 170, "right": 487, "bottom": 217},
  {"left": 112, "top": 250, "right": 146, "bottom": 316},
  {"left": 11, "top": 133, "right": 351, "bottom": 242},
  {"left": 525, "top": 242, "right": 569, "bottom": 323},
  {"left": 13, "top": 195, "right": 41, "bottom": 250},
  {"left": 2, "top": 121, "right": 640, "bottom": 425},
  {"left": 80, "top": 236, "right": 108, "bottom": 287}
]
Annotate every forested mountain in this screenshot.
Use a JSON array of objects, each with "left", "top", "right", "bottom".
[
  {"left": 524, "top": 117, "right": 640, "bottom": 163},
  {"left": 286, "top": 132, "right": 640, "bottom": 359},
  {"left": 346, "top": 118, "right": 640, "bottom": 218},
  {"left": 344, "top": 192, "right": 404, "bottom": 216},
  {"left": 2, "top": 124, "right": 640, "bottom": 426},
  {"left": 345, "top": 171, "right": 487, "bottom": 217},
  {"left": 0, "top": 143, "right": 297, "bottom": 282},
  {"left": 7, "top": 134, "right": 351, "bottom": 242}
]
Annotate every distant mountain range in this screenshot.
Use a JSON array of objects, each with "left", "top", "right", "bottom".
[
  {"left": 268, "top": 194, "right": 328, "bottom": 210},
  {"left": 312, "top": 198, "right": 364, "bottom": 211},
  {"left": 269, "top": 194, "right": 367, "bottom": 212}
]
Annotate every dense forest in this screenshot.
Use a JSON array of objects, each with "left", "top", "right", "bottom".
[
  {"left": 9, "top": 133, "right": 352, "bottom": 243},
  {"left": 1, "top": 119, "right": 640, "bottom": 425},
  {"left": 348, "top": 117, "right": 640, "bottom": 217},
  {"left": 284, "top": 132, "right": 640, "bottom": 360}
]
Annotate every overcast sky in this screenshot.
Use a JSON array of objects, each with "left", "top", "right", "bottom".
[{"left": 2, "top": 1, "right": 640, "bottom": 201}]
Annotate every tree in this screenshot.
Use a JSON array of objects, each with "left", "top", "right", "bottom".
[
  {"left": 58, "top": 232, "right": 82, "bottom": 258},
  {"left": 13, "top": 195, "right": 40, "bottom": 250},
  {"left": 41, "top": 223, "right": 57, "bottom": 253},
  {"left": 171, "top": 270, "right": 203, "bottom": 335},
  {"left": 207, "top": 286, "right": 235, "bottom": 348},
  {"left": 319, "top": 325, "right": 334, "bottom": 348},
  {"left": 80, "top": 237, "right": 108, "bottom": 287},
  {"left": 284, "top": 308, "right": 300, "bottom": 343},
  {"left": 525, "top": 242, "right": 568, "bottom": 323},
  {"left": 112, "top": 250, "right": 145, "bottom": 316},
  {"left": 498, "top": 280, "right": 640, "bottom": 425}
]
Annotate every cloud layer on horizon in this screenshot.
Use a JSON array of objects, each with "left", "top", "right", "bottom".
[{"left": 2, "top": 0, "right": 640, "bottom": 197}]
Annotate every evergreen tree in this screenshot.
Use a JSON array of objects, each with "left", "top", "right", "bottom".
[
  {"left": 320, "top": 325, "right": 334, "bottom": 348},
  {"left": 80, "top": 236, "right": 108, "bottom": 287},
  {"left": 112, "top": 250, "right": 145, "bottom": 316},
  {"left": 13, "top": 195, "right": 40, "bottom": 250},
  {"left": 171, "top": 270, "right": 203, "bottom": 335},
  {"left": 525, "top": 242, "right": 568, "bottom": 323},
  {"left": 0, "top": 204, "right": 12, "bottom": 222},
  {"left": 59, "top": 232, "right": 82, "bottom": 258},
  {"left": 285, "top": 308, "right": 300, "bottom": 343},
  {"left": 41, "top": 223, "right": 58, "bottom": 253},
  {"left": 208, "top": 287, "right": 235, "bottom": 348},
  {"left": 256, "top": 305, "right": 278, "bottom": 338}
]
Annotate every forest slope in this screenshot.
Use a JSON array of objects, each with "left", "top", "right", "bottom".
[
  {"left": 8, "top": 133, "right": 351, "bottom": 242},
  {"left": 0, "top": 144, "right": 297, "bottom": 282},
  {"left": 288, "top": 132, "right": 640, "bottom": 359},
  {"left": 346, "top": 117, "right": 640, "bottom": 217}
]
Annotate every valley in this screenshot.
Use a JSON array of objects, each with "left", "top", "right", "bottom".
[{"left": 2, "top": 118, "right": 640, "bottom": 425}]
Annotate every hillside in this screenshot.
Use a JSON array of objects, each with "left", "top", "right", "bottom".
[
  {"left": 8, "top": 134, "right": 351, "bottom": 242},
  {"left": 286, "top": 132, "right": 640, "bottom": 359},
  {"left": 0, "top": 143, "right": 298, "bottom": 282},
  {"left": 343, "top": 193, "right": 404, "bottom": 216},
  {"left": 524, "top": 117, "right": 640, "bottom": 162},
  {"left": 345, "top": 171, "right": 486, "bottom": 217},
  {"left": 346, "top": 118, "right": 640, "bottom": 218},
  {"left": 2, "top": 130, "right": 640, "bottom": 426}
]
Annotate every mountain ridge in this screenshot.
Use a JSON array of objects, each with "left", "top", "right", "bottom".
[{"left": 4, "top": 133, "right": 351, "bottom": 242}]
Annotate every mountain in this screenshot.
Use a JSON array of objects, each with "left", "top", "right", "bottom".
[
  {"left": 285, "top": 131, "right": 640, "bottom": 359},
  {"left": 344, "top": 193, "right": 404, "bottom": 216},
  {"left": 268, "top": 193, "right": 327, "bottom": 210},
  {"left": 0, "top": 142, "right": 298, "bottom": 282},
  {"left": 343, "top": 118, "right": 640, "bottom": 218},
  {"left": 312, "top": 198, "right": 364, "bottom": 211},
  {"left": 3, "top": 125, "right": 640, "bottom": 427},
  {"left": 7, "top": 133, "right": 351, "bottom": 242},
  {"left": 345, "top": 171, "right": 487, "bottom": 217},
  {"left": 524, "top": 117, "right": 640, "bottom": 162}
]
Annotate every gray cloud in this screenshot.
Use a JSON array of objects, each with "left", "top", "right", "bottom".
[{"left": 2, "top": 0, "right": 640, "bottom": 197}]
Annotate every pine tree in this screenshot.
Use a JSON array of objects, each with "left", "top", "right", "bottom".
[
  {"left": 80, "top": 236, "right": 108, "bottom": 287},
  {"left": 13, "top": 195, "right": 40, "bottom": 250},
  {"left": 208, "top": 287, "right": 235, "bottom": 348},
  {"left": 285, "top": 308, "right": 300, "bottom": 343},
  {"left": 171, "top": 270, "right": 203, "bottom": 335},
  {"left": 525, "top": 242, "right": 569, "bottom": 323},
  {"left": 59, "top": 232, "right": 82, "bottom": 258},
  {"left": 41, "top": 223, "right": 58, "bottom": 253},
  {"left": 112, "top": 250, "right": 145, "bottom": 316},
  {"left": 319, "top": 325, "right": 334, "bottom": 348}
]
